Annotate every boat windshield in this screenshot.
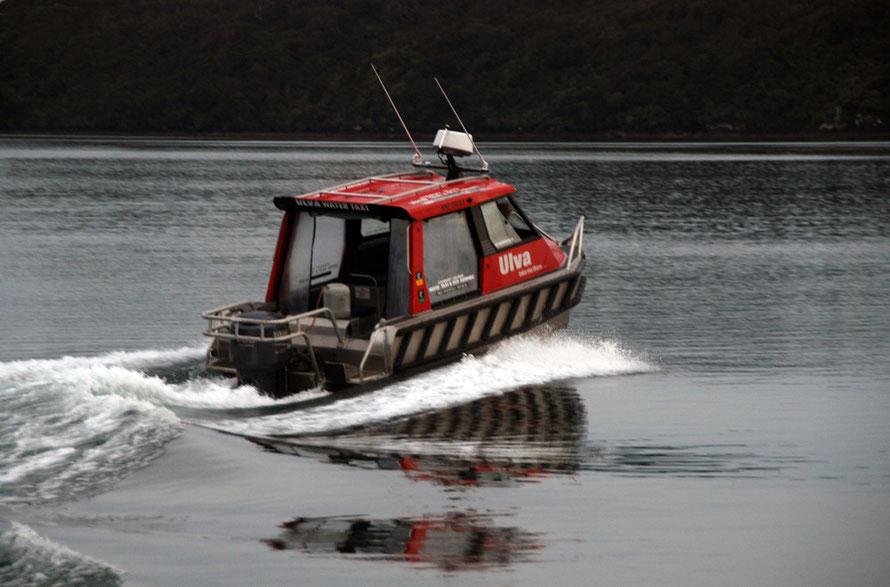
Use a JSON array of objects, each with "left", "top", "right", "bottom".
[{"left": 480, "top": 197, "right": 537, "bottom": 250}]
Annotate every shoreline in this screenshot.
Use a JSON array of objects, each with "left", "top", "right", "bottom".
[{"left": 2, "top": 129, "right": 889, "bottom": 143}]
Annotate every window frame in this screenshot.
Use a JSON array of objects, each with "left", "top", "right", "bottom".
[
  {"left": 422, "top": 209, "right": 481, "bottom": 307},
  {"left": 470, "top": 195, "right": 541, "bottom": 254}
]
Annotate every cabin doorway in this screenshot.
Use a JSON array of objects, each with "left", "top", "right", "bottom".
[{"left": 276, "top": 212, "right": 410, "bottom": 326}]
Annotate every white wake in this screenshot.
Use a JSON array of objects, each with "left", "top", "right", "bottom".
[{"left": 209, "top": 332, "right": 655, "bottom": 438}]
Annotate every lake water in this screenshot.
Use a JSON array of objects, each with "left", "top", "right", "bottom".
[{"left": 1, "top": 137, "right": 888, "bottom": 585}]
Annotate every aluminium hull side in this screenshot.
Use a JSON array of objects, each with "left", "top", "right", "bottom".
[
  {"left": 204, "top": 258, "right": 585, "bottom": 397},
  {"left": 382, "top": 262, "right": 585, "bottom": 378}
]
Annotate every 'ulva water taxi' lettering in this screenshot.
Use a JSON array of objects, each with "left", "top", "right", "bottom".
[{"left": 499, "top": 251, "right": 532, "bottom": 275}]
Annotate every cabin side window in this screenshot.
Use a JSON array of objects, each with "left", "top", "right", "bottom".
[
  {"left": 423, "top": 211, "right": 479, "bottom": 306},
  {"left": 385, "top": 219, "right": 410, "bottom": 318},
  {"left": 479, "top": 197, "right": 537, "bottom": 250}
]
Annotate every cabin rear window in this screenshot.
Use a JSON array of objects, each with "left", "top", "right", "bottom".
[
  {"left": 309, "top": 216, "right": 346, "bottom": 285},
  {"left": 423, "top": 211, "right": 479, "bottom": 305},
  {"left": 277, "top": 213, "right": 346, "bottom": 314},
  {"left": 480, "top": 197, "right": 537, "bottom": 250}
]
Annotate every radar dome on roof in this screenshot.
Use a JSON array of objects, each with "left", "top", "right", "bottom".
[{"left": 433, "top": 129, "right": 474, "bottom": 157}]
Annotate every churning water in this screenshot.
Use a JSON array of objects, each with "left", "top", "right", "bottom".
[{"left": 1, "top": 137, "right": 888, "bottom": 585}]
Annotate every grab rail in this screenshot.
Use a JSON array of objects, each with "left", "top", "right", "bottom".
[
  {"left": 566, "top": 216, "right": 585, "bottom": 267},
  {"left": 358, "top": 324, "right": 393, "bottom": 387},
  {"left": 202, "top": 302, "right": 346, "bottom": 348},
  {"left": 293, "top": 331, "right": 323, "bottom": 385}
]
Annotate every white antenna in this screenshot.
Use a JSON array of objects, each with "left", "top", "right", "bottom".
[
  {"left": 434, "top": 77, "right": 488, "bottom": 172},
  {"left": 372, "top": 64, "right": 424, "bottom": 166}
]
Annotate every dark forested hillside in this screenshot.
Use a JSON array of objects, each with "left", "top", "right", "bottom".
[{"left": 1, "top": 0, "right": 888, "bottom": 135}]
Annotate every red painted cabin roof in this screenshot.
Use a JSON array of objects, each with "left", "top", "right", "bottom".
[{"left": 274, "top": 171, "right": 515, "bottom": 220}]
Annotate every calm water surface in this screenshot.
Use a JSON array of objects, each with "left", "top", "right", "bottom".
[{"left": 1, "top": 137, "right": 888, "bottom": 585}]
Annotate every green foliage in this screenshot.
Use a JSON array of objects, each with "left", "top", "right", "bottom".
[{"left": 1, "top": 0, "right": 888, "bottom": 134}]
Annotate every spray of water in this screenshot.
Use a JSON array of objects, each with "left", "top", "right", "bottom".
[
  {"left": 208, "top": 331, "right": 655, "bottom": 438},
  {"left": 0, "top": 333, "right": 653, "bottom": 508},
  {"left": 0, "top": 345, "right": 256, "bottom": 508},
  {"left": 0, "top": 522, "right": 124, "bottom": 585}
]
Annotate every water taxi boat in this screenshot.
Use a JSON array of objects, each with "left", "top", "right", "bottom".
[{"left": 203, "top": 124, "right": 584, "bottom": 397}]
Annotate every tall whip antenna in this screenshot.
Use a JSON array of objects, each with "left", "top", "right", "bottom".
[
  {"left": 435, "top": 77, "right": 488, "bottom": 171},
  {"left": 372, "top": 64, "right": 424, "bottom": 166}
]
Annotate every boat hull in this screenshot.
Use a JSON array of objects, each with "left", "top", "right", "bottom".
[
  {"left": 386, "top": 270, "right": 584, "bottom": 377},
  {"left": 205, "top": 264, "right": 584, "bottom": 398}
]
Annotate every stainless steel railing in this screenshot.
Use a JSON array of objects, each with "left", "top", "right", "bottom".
[
  {"left": 203, "top": 300, "right": 395, "bottom": 387},
  {"left": 566, "top": 215, "right": 585, "bottom": 267},
  {"left": 202, "top": 301, "right": 345, "bottom": 347},
  {"left": 358, "top": 324, "right": 395, "bottom": 386}
]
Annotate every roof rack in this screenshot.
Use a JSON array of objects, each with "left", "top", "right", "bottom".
[
  {"left": 291, "top": 172, "right": 491, "bottom": 205},
  {"left": 369, "top": 176, "right": 441, "bottom": 185},
  {"left": 293, "top": 171, "right": 439, "bottom": 200},
  {"left": 369, "top": 174, "right": 489, "bottom": 204}
]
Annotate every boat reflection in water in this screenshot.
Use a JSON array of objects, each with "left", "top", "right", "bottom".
[
  {"left": 256, "top": 385, "right": 574, "bottom": 567},
  {"left": 247, "top": 381, "right": 795, "bottom": 484},
  {"left": 249, "top": 383, "right": 586, "bottom": 487},
  {"left": 263, "top": 511, "right": 541, "bottom": 570},
  {"left": 255, "top": 383, "right": 795, "bottom": 566}
]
